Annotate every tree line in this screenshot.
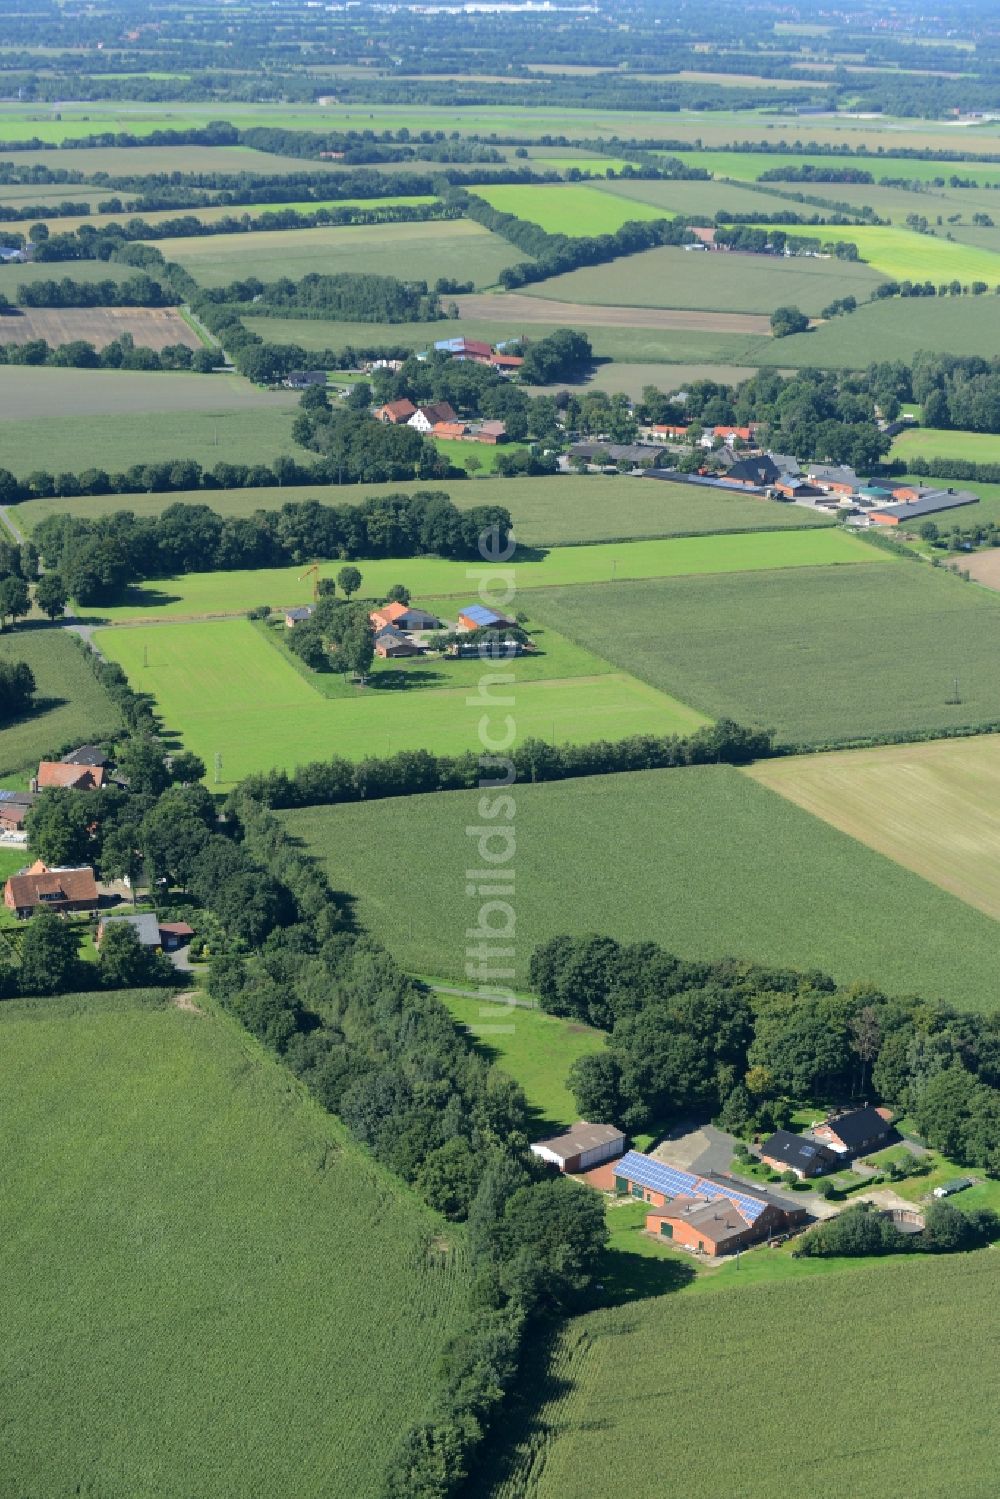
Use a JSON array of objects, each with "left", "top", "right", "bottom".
[
  {"left": 0, "top": 334, "right": 220, "bottom": 374},
  {"left": 201, "top": 270, "right": 443, "bottom": 324},
  {"left": 15, "top": 273, "right": 178, "bottom": 308},
  {"left": 458, "top": 190, "right": 696, "bottom": 290},
  {"left": 31, "top": 493, "right": 513, "bottom": 603},
  {"left": 6, "top": 662, "right": 609, "bottom": 1496},
  {"left": 531, "top": 932, "right": 1000, "bottom": 1176},
  {"left": 229, "top": 720, "right": 773, "bottom": 813}
]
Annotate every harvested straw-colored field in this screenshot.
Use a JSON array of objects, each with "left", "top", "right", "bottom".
[
  {"left": 746, "top": 734, "right": 1000, "bottom": 921},
  {"left": 0, "top": 305, "right": 202, "bottom": 350}
]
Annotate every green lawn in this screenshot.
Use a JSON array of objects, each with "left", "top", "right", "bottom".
[
  {"left": 94, "top": 618, "right": 705, "bottom": 783},
  {"left": 523, "top": 241, "right": 885, "bottom": 315},
  {"left": 87, "top": 529, "right": 883, "bottom": 622},
  {"left": 529, "top": 561, "right": 1000, "bottom": 747},
  {"left": 892, "top": 427, "right": 1000, "bottom": 465},
  {"left": 0, "top": 989, "right": 468, "bottom": 1499},
  {"left": 491, "top": 1253, "right": 1000, "bottom": 1499},
  {"left": 280, "top": 765, "right": 1000, "bottom": 1010},
  {"left": 437, "top": 990, "right": 605, "bottom": 1132},
  {"left": 11, "top": 474, "right": 832, "bottom": 548},
  {"left": 0, "top": 627, "right": 123, "bottom": 776},
  {"left": 166, "top": 218, "right": 526, "bottom": 288},
  {"left": 0, "top": 406, "right": 308, "bottom": 476},
  {"left": 431, "top": 436, "right": 530, "bottom": 473}
]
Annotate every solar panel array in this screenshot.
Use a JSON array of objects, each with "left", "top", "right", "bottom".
[
  {"left": 0, "top": 790, "right": 23, "bottom": 802},
  {"left": 615, "top": 1150, "right": 767, "bottom": 1224}
]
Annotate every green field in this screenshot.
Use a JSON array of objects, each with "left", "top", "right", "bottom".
[
  {"left": 748, "top": 735, "right": 1000, "bottom": 923},
  {"left": 597, "top": 173, "right": 864, "bottom": 220},
  {"left": 437, "top": 991, "right": 605, "bottom": 1132},
  {"left": 491, "top": 1253, "right": 1000, "bottom": 1499},
  {"left": 0, "top": 628, "right": 123, "bottom": 775},
  {"left": 280, "top": 765, "right": 1000, "bottom": 1009},
  {"left": 761, "top": 222, "right": 1000, "bottom": 283},
  {"left": 475, "top": 183, "right": 671, "bottom": 234},
  {"left": 673, "top": 148, "right": 1000, "bottom": 188},
  {"left": 0, "top": 367, "right": 298, "bottom": 423},
  {"left": 94, "top": 618, "right": 705, "bottom": 782},
  {"left": 736, "top": 293, "right": 1000, "bottom": 367},
  {"left": 530, "top": 561, "right": 1000, "bottom": 746},
  {"left": 11, "top": 474, "right": 832, "bottom": 547},
  {"left": 523, "top": 242, "right": 885, "bottom": 314},
  {"left": 1, "top": 989, "right": 468, "bottom": 1498},
  {"left": 892, "top": 426, "right": 1000, "bottom": 464},
  {"left": 431, "top": 435, "right": 530, "bottom": 473},
  {"left": 0, "top": 194, "right": 439, "bottom": 237},
  {"left": 87, "top": 529, "right": 881, "bottom": 622},
  {"left": 166, "top": 219, "right": 526, "bottom": 288},
  {"left": 242, "top": 310, "right": 758, "bottom": 366},
  {"left": 0, "top": 405, "right": 307, "bottom": 475}
]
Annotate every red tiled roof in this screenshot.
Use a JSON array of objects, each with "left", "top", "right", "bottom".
[
  {"left": 6, "top": 863, "right": 98, "bottom": 909},
  {"left": 36, "top": 762, "right": 105, "bottom": 790}
]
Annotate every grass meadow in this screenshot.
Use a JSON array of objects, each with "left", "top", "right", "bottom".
[
  {"left": 436, "top": 990, "right": 605, "bottom": 1133},
  {"left": 165, "top": 218, "right": 525, "bottom": 288},
  {"left": 0, "top": 990, "right": 468, "bottom": 1499},
  {"left": 530, "top": 561, "right": 1000, "bottom": 746},
  {"left": 490, "top": 1253, "right": 1000, "bottom": 1499},
  {"left": 0, "top": 627, "right": 122, "bottom": 776},
  {"left": 522, "top": 242, "right": 885, "bottom": 315},
  {"left": 474, "top": 183, "right": 671, "bottom": 234},
  {"left": 280, "top": 765, "right": 1000, "bottom": 1008},
  {"left": 763, "top": 222, "right": 1000, "bottom": 283},
  {"left": 93, "top": 618, "right": 705, "bottom": 782},
  {"left": 747, "top": 734, "right": 1000, "bottom": 922},
  {"left": 892, "top": 426, "right": 1000, "bottom": 465},
  {"left": 0, "top": 405, "right": 307, "bottom": 474},
  {"left": 87, "top": 529, "right": 881, "bottom": 621},
  {"left": 12, "top": 474, "right": 832, "bottom": 547}
]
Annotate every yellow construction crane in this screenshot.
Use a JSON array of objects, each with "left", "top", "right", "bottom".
[{"left": 299, "top": 563, "right": 320, "bottom": 601}]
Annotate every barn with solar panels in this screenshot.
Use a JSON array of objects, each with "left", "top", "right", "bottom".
[{"left": 613, "top": 1150, "right": 804, "bottom": 1255}]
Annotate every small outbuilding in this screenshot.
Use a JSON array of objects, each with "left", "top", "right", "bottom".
[
  {"left": 530, "top": 1122, "right": 626, "bottom": 1174},
  {"left": 933, "top": 1177, "right": 973, "bottom": 1199},
  {"left": 284, "top": 606, "right": 314, "bottom": 628},
  {"left": 457, "top": 604, "right": 516, "bottom": 631},
  {"left": 158, "top": 920, "right": 195, "bottom": 951}
]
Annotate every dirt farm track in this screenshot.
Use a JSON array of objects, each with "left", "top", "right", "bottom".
[
  {"left": 453, "top": 292, "right": 773, "bottom": 335},
  {"left": 0, "top": 306, "right": 203, "bottom": 351}
]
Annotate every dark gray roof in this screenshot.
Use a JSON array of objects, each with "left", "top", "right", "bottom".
[
  {"left": 726, "top": 455, "right": 782, "bottom": 487},
  {"left": 61, "top": 745, "right": 110, "bottom": 767},
  {"left": 873, "top": 489, "right": 978, "bottom": 521},
  {"left": 571, "top": 443, "right": 665, "bottom": 464},
  {"left": 760, "top": 1129, "right": 837, "bottom": 1173},
  {"left": 809, "top": 464, "right": 859, "bottom": 486},
  {"left": 819, "top": 1107, "right": 896, "bottom": 1149},
  {"left": 285, "top": 606, "right": 314, "bottom": 621}
]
